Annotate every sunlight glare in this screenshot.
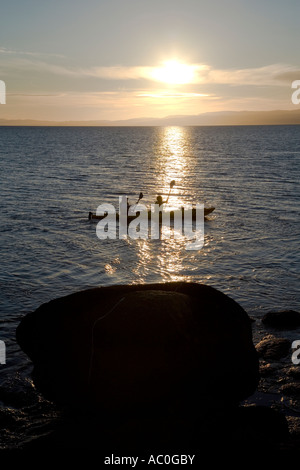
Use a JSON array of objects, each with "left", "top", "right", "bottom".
[{"left": 151, "top": 60, "right": 196, "bottom": 85}]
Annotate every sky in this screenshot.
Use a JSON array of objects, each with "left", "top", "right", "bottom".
[{"left": 0, "top": 0, "right": 299, "bottom": 122}]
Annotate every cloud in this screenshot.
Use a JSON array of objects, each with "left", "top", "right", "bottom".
[
  {"left": 274, "top": 70, "right": 300, "bottom": 83},
  {"left": 0, "top": 46, "right": 64, "bottom": 58},
  {"left": 79, "top": 66, "right": 151, "bottom": 80},
  {"left": 137, "top": 92, "right": 211, "bottom": 98},
  {"left": 204, "top": 64, "right": 300, "bottom": 86},
  {"left": 3, "top": 87, "right": 295, "bottom": 122},
  {"left": 1, "top": 46, "right": 298, "bottom": 88},
  {"left": 0, "top": 57, "right": 78, "bottom": 76},
  {"left": 80, "top": 63, "right": 299, "bottom": 87}
]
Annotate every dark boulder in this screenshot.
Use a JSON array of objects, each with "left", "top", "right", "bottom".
[
  {"left": 262, "top": 310, "right": 300, "bottom": 329},
  {"left": 18, "top": 404, "right": 291, "bottom": 455},
  {"left": 232, "top": 405, "right": 290, "bottom": 445},
  {"left": 256, "top": 335, "right": 291, "bottom": 360},
  {"left": 16, "top": 282, "right": 259, "bottom": 415}
]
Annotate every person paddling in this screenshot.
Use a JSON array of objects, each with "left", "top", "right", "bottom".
[
  {"left": 155, "top": 195, "right": 167, "bottom": 205},
  {"left": 155, "top": 180, "right": 175, "bottom": 205}
]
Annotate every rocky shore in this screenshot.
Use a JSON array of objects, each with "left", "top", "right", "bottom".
[
  {"left": 10, "top": 283, "right": 300, "bottom": 456},
  {"left": 245, "top": 310, "right": 300, "bottom": 454}
]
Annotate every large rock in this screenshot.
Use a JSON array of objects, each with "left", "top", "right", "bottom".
[
  {"left": 16, "top": 282, "right": 259, "bottom": 415},
  {"left": 262, "top": 310, "right": 300, "bottom": 329}
]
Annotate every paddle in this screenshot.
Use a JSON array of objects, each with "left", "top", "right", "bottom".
[
  {"left": 166, "top": 180, "right": 175, "bottom": 203},
  {"left": 128, "top": 192, "right": 144, "bottom": 214},
  {"left": 136, "top": 192, "right": 143, "bottom": 204}
]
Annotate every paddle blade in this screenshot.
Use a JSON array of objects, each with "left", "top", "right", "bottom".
[
  {"left": 170, "top": 180, "right": 175, "bottom": 188},
  {"left": 139, "top": 192, "right": 144, "bottom": 199}
]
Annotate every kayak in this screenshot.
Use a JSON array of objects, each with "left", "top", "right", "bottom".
[{"left": 88, "top": 206, "right": 215, "bottom": 222}]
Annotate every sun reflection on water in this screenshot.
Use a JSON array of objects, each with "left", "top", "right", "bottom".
[
  {"left": 153, "top": 127, "right": 194, "bottom": 208},
  {"left": 127, "top": 126, "right": 210, "bottom": 282},
  {"left": 131, "top": 238, "right": 195, "bottom": 283},
  {"left": 122, "top": 126, "right": 214, "bottom": 283}
]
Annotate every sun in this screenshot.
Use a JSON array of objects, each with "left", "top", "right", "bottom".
[{"left": 151, "top": 60, "right": 196, "bottom": 85}]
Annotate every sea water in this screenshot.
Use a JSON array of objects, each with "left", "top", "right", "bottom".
[{"left": 0, "top": 125, "right": 299, "bottom": 448}]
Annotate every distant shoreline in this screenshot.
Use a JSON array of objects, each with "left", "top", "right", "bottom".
[{"left": 1, "top": 109, "right": 300, "bottom": 127}]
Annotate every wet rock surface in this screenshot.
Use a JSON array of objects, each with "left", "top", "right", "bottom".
[
  {"left": 245, "top": 313, "right": 300, "bottom": 455},
  {"left": 256, "top": 335, "right": 291, "bottom": 360}
]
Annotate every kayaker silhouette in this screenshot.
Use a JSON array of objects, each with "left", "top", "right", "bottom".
[
  {"left": 155, "top": 180, "right": 175, "bottom": 205},
  {"left": 155, "top": 195, "right": 167, "bottom": 205}
]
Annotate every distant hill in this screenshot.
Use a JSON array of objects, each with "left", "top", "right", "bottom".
[{"left": 1, "top": 109, "right": 300, "bottom": 126}]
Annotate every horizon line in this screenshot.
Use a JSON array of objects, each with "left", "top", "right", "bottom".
[{"left": 1, "top": 108, "right": 300, "bottom": 127}]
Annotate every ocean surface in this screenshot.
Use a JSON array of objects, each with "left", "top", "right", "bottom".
[{"left": 0, "top": 125, "right": 299, "bottom": 449}]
